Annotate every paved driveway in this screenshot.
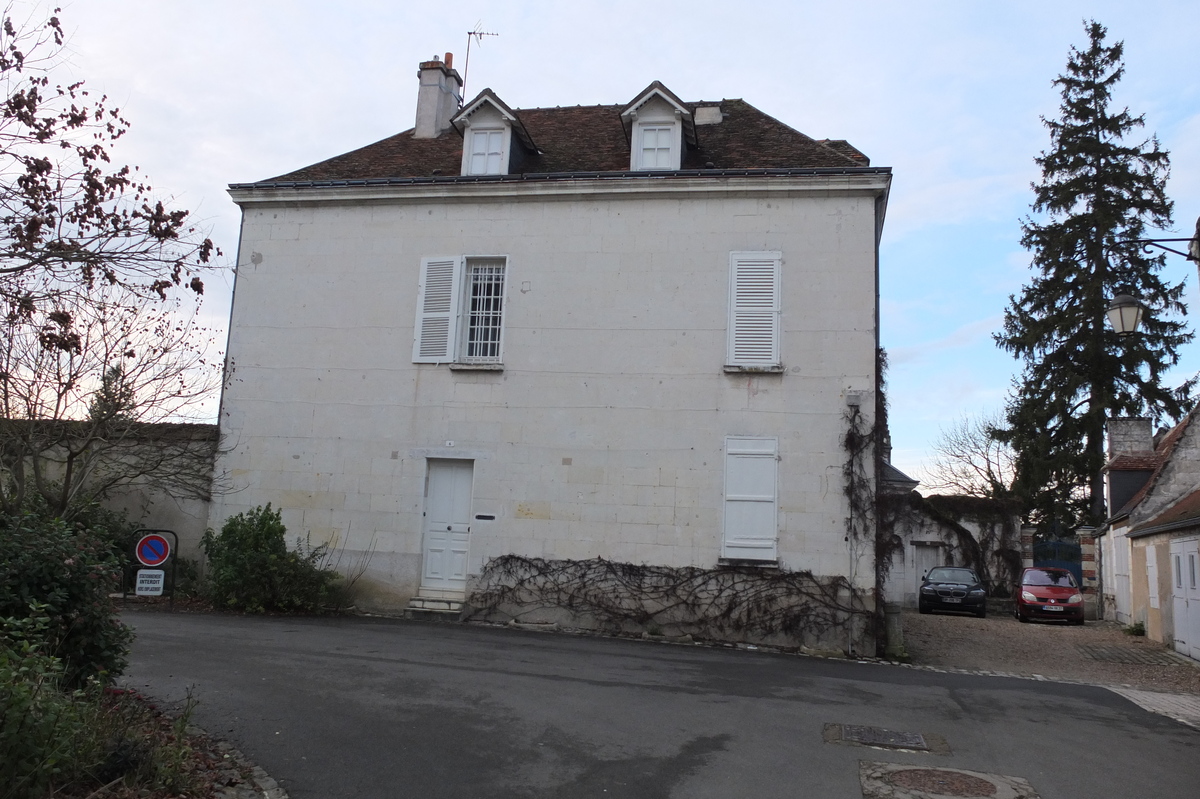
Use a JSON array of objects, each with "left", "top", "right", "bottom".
[{"left": 123, "top": 611, "right": 1200, "bottom": 799}]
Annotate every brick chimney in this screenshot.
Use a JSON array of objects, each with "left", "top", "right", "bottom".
[{"left": 414, "top": 53, "right": 462, "bottom": 139}]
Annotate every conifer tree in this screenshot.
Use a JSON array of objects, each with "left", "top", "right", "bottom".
[{"left": 996, "top": 21, "right": 1193, "bottom": 529}]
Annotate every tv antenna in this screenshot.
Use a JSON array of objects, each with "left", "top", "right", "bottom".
[{"left": 462, "top": 23, "right": 498, "bottom": 101}]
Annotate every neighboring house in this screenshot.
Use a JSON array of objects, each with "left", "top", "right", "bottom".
[
  {"left": 878, "top": 462, "right": 1022, "bottom": 608},
  {"left": 211, "top": 55, "right": 891, "bottom": 653},
  {"left": 1098, "top": 414, "right": 1200, "bottom": 661}
]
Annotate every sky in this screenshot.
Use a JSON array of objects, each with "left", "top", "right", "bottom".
[{"left": 39, "top": 0, "right": 1200, "bottom": 484}]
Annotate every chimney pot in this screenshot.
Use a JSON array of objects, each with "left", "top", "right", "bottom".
[{"left": 444, "top": 52, "right": 453, "bottom": 68}]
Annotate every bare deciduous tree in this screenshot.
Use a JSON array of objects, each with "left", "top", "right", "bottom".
[
  {"left": 924, "top": 413, "right": 1018, "bottom": 501},
  {"left": 0, "top": 6, "right": 216, "bottom": 320},
  {"left": 0, "top": 284, "right": 221, "bottom": 517},
  {"left": 0, "top": 7, "right": 223, "bottom": 518}
]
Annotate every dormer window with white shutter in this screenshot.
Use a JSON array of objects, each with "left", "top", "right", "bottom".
[
  {"left": 726, "top": 251, "right": 782, "bottom": 372},
  {"left": 620, "top": 81, "right": 695, "bottom": 172},
  {"left": 467, "top": 128, "right": 505, "bottom": 175}
]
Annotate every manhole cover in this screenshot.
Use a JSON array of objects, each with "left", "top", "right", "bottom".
[
  {"left": 888, "top": 768, "right": 997, "bottom": 797},
  {"left": 860, "top": 762, "right": 1042, "bottom": 799},
  {"left": 842, "top": 725, "right": 928, "bottom": 750}
]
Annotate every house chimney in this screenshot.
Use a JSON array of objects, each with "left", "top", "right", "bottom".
[
  {"left": 414, "top": 53, "right": 462, "bottom": 139},
  {"left": 1107, "top": 417, "right": 1154, "bottom": 457}
]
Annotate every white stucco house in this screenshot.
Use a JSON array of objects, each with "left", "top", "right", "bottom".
[
  {"left": 1098, "top": 415, "right": 1200, "bottom": 662},
  {"left": 212, "top": 55, "right": 892, "bottom": 654}
]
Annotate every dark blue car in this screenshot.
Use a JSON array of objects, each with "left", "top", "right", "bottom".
[{"left": 918, "top": 567, "right": 987, "bottom": 618}]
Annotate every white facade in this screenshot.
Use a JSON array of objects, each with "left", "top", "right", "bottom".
[{"left": 212, "top": 173, "right": 886, "bottom": 615}]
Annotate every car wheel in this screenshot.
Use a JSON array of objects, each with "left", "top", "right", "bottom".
[
  {"left": 919, "top": 602, "right": 930, "bottom": 615},
  {"left": 1072, "top": 618, "right": 1085, "bottom": 626},
  {"left": 1016, "top": 610, "right": 1029, "bottom": 623},
  {"left": 976, "top": 606, "right": 986, "bottom": 619}
]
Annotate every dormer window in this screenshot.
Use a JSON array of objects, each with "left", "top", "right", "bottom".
[
  {"left": 467, "top": 128, "right": 506, "bottom": 175},
  {"left": 452, "top": 89, "right": 537, "bottom": 178},
  {"left": 620, "top": 81, "right": 696, "bottom": 173}
]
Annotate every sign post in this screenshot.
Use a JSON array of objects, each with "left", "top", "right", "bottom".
[{"left": 130, "top": 529, "right": 178, "bottom": 609}]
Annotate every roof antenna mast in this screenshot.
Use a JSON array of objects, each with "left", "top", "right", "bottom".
[{"left": 462, "top": 22, "right": 498, "bottom": 102}]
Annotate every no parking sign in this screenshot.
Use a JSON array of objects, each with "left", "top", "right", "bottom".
[
  {"left": 135, "top": 534, "right": 171, "bottom": 567},
  {"left": 129, "top": 529, "right": 179, "bottom": 607}
]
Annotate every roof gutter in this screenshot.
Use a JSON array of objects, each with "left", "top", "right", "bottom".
[{"left": 230, "top": 166, "right": 893, "bottom": 192}]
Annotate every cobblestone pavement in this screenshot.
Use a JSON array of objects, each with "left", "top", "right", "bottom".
[{"left": 902, "top": 608, "right": 1200, "bottom": 729}]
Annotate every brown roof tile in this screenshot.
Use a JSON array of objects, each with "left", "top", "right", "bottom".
[
  {"left": 1106, "top": 454, "right": 1159, "bottom": 470},
  {"left": 257, "top": 97, "right": 869, "bottom": 184},
  {"left": 1132, "top": 486, "right": 1200, "bottom": 533}
]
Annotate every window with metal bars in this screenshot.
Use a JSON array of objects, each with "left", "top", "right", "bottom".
[
  {"left": 412, "top": 255, "right": 508, "bottom": 365},
  {"left": 463, "top": 259, "right": 505, "bottom": 362}
]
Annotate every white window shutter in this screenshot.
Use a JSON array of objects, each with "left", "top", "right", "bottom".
[
  {"left": 468, "top": 130, "right": 505, "bottom": 175},
  {"left": 412, "top": 257, "right": 462, "bottom": 362},
  {"left": 1147, "top": 546, "right": 1159, "bottom": 609},
  {"left": 722, "top": 437, "right": 779, "bottom": 561},
  {"left": 727, "top": 252, "right": 781, "bottom": 367}
]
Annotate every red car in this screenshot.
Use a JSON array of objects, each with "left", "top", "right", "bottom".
[{"left": 1015, "top": 567, "right": 1085, "bottom": 625}]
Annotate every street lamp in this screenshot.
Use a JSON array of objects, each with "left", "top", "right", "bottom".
[{"left": 1106, "top": 294, "right": 1144, "bottom": 337}]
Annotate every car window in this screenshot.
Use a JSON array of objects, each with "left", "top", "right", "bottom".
[
  {"left": 926, "top": 568, "right": 978, "bottom": 583},
  {"left": 1021, "top": 569, "right": 1077, "bottom": 587}
]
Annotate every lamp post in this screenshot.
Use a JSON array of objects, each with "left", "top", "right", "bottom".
[{"left": 1105, "top": 294, "right": 1144, "bottom": 337}]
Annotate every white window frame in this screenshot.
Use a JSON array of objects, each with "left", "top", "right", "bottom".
[
  {"left": 726, "top": 251, "right": 782, "bottom": 369},
  {"left": 461, "top": 126, "right": 510, "bottom": 176},
  {"left": 635, "top": 122, "right": 679, "bottom": 170},
  {"left": 721, "top": 436, "right": 779, "bottom": 562},
  {"left": 412, "top": 256, "right": 508, "bottom": 365}
]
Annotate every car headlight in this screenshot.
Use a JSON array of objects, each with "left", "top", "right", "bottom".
[
  {"left": 1067, "top": 593, "right": 1083, "bottom": 604},
  {"left": 1021, "top": 591, "right": 1037, "bottom": 602},
  {"left": 969, "top": 588, "right": 985, "bottom": 595},
  {"left": 920, "top": 586, "right": 935, "bottom": 593}
]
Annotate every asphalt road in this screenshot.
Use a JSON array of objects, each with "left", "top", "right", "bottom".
[{"left": 122, "top": 611, "right": 1200, "bottom": 799}]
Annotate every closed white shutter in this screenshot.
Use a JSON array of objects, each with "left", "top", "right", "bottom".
[
  {"left": 1147, "top": 545, "right": 1159, "bottom": 609},
  {"left": 412, "top": 257, "right": 462, "bottom": 362},
  {"left": 469, "top": 130, "right": 504, "bottom": 175},
  {"left": 722, "top": 437, "right": 778, "bottom": 561},
  {"left": 727, "top": 252, "right": 782, "bottom": 366}
]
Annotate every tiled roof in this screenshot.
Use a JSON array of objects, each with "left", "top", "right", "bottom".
[
  {"left": 1106, "top": 454, "right": 1159, "bottom": 471},
  {"left": 257, "top": 97, "right": 869, "bottom": 184},
  {"left": 1132, "top": 486, "right": 1200, "bottom": 534}
]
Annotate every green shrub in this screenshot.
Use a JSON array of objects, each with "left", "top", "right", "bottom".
[
  {"left": 0, "top": 615, "right": 202, "bottom": 799},
  {"left": 0, "top": 513, "right": 132, "bottom": 686},
  {"left": 0, "top": 614, "right": 87, "bottom": 799},
  {"left": 202, "top": 504, "right": 338, "bottom": 613}
]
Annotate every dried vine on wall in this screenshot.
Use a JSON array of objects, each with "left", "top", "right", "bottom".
[{"left": 468, "top": 555, "right": 871, "bottom": 645}]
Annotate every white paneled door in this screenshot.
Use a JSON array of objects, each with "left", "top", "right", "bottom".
[
  {"left": 1172, "top": 538, "right": 1200, "bottom": 661},
  {"left": 422, "top": 459, "right": 474, "bottom": 595}
]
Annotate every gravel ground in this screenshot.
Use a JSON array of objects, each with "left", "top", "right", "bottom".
[{"left": 902, "top": 608, "right": 1200, "bottom": 694}]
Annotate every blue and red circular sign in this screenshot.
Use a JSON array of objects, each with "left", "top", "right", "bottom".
[{"left": 135, "top": 534, "right": 171, "bottom": 567}]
